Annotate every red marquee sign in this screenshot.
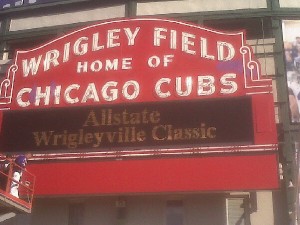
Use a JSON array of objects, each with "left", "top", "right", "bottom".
[
  {"left": 0, "top": 18, "right": 272, "bottom": 110},
  {"left": 0, "top": 18, "right": 279, "bottom": 194}
]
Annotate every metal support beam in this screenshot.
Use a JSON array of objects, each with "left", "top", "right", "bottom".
[
  {"left": 268, "top": 0, "right": 280, "bottom": 10},
  {"left": 126, "top": 1, "right": 137, "bottom": 17}
]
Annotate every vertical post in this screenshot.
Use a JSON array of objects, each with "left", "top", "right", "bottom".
[
  {"left": 126, "top": 1, "right": 137, "bottom": 18},
  {"left": 5, "top": 159, "right": 13, "bottom": 193},
  {"left": 0, "top": 17, "right": 12, "bottom": 60},
  {"left": 267, "top": 0, "right": 280, "bottom": 10}
]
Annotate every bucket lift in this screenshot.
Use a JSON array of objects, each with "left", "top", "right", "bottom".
[{"left": 0, "top": 159, "right": 35, "bottom": 214}]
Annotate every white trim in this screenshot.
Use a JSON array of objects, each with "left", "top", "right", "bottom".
[{"left": 28, "top": 143, "right": 278, "bottom": 161}]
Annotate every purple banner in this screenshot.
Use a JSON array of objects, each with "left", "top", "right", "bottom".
[{"left": 0, "top": 0, "right": 60, "bottom": 10}]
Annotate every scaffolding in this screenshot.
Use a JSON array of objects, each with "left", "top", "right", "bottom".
[{"left": 0, "top": 159, "right": 35, "bottom": 213}]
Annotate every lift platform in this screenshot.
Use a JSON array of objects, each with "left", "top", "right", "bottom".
[{"left": 0, "top": 160, "right": 35, "bottom": 214}]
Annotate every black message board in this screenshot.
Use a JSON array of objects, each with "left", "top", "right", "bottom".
[{"left": 0, "top": 97, "right": 254, "bottom": 153}]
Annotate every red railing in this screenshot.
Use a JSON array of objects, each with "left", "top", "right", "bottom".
[{"left": 0, "top": 159, "right": 35, "bottom": 212}]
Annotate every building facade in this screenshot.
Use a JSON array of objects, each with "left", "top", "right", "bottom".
[{"left": 0, "top": 0, "right": 298, "bottom": 225}]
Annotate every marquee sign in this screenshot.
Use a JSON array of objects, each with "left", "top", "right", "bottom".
[
  {"left": 0, "top": 18, "right": 279, "bottom": 193},
  {"left": 0, "top": 18, "right": 272, "bottom": 111},
  {"left": 0, "top": 18, "right": 277, "bottom": 158}
]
